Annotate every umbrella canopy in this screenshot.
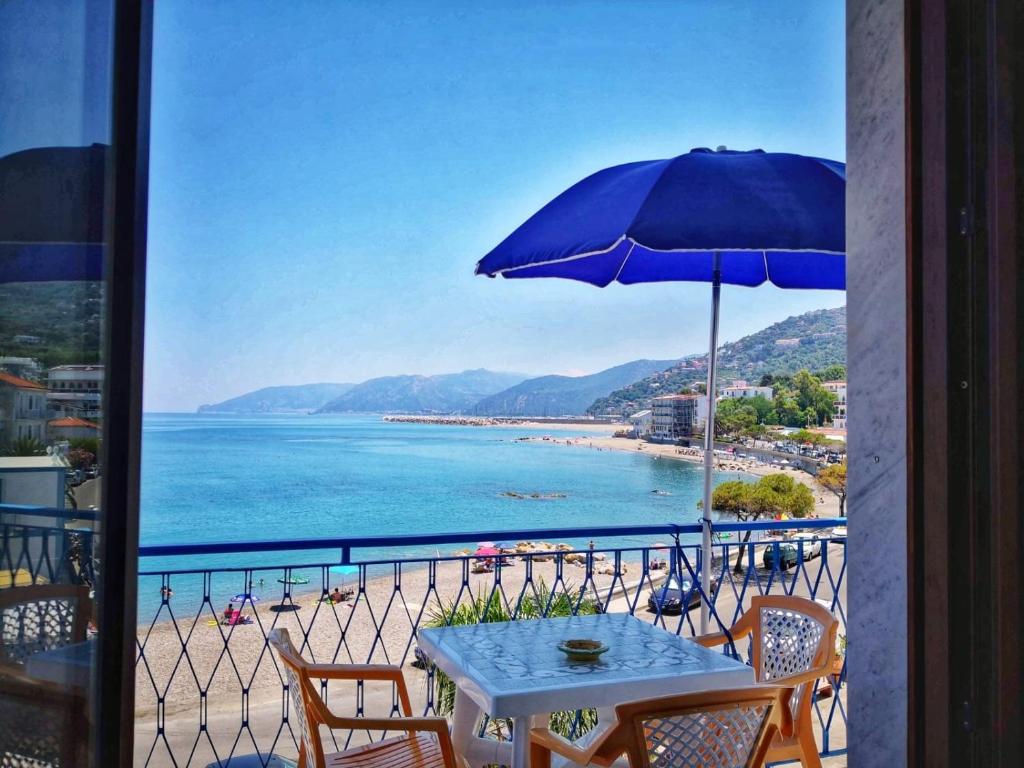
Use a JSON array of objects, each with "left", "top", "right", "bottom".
[
  {"left": 329, "top": 565, "right": 359, "bottom": 576},
  {"left": 476, "top": 148, "right": 844, "bottom": 289},
  {"left": 473, "top": 546, "right": 501, "bottom": 557},
  {"left": 475, "top": 147, "right": 845, "bottom": 633},
  {"left": 229, "top": 593, "right": 260, "bottom": 604},
  {"left": 0, "top": 144, "right": 107, "bottom": 283}
]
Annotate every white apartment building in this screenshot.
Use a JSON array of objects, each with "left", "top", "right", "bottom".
[
  {"left": 0, "top": 372, "right": 49, "bottom": 445},
  {"left": 719, "top": 380, "right": 774, "bottom": 401},
  {"left": 47, "top": 364, "right": 104, "bottom": 420},
  {"left": 823, "top": 380, "right": 848, "bottom": 429},
  {"left": 628, "top": 409, "right": 653, "bottom": 438}
]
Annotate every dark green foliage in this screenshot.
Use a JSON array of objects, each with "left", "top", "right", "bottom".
[
  {"left": 4, "top": 436, "right": 46, "bottom": 456},
  {"left": 0, "top": 282, "right": 102, "bottom": 368}
]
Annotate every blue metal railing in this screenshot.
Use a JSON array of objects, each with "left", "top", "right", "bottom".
[{"left": 1, "top": 504, "right": 848, "bottom": 767}]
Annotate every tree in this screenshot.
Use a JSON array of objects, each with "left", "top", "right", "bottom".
[
  {"left": 3, "top": 436, "right": 46, "bottom": 456},
  {"left": 818, "top": 364, "right": 847, "bottom": 382},
  {"left": 715, "top": 399, "right": 757, "bottom": 437},
  {"left": 705, "top": 474, "right": 815, "bottom": 572},
  {"left": 774, "top": 395, "right": 804, "bottom": 427},
  {"left": 69, "top": 437, "right": 100, "bottom": 457},
  {"left": 746, "top": 394, "right": 777, "bottom": 425},
  {"left": 817, "top": 461, "right": 848, "bottom": 515},
  {"left": 792, "top": 369, "right": 836, "bottom": 426}
]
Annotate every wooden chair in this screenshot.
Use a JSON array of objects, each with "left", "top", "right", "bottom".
[
  {"left": 529, "top": 686, "right": 788, "bottom": 768},
  {"left": 697, "top": 595, "right": 839, "bottom": 768},
  {"left": 268, "top": 628, "right": 459, "bottom": 768},
  {"left": 0, "top": 584, "right": 93, "bottom": 766}
]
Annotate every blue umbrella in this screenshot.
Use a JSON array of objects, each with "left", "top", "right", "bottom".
[
  {"left": 0, "top": 145, "right": 107, "bottom": 284},
  {"left": 476, "top": 147, "right": 845, "bottom": 632}
]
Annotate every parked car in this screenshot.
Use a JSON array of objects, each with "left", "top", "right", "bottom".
[
  {"left": 791, "top": 532, "right": 823, "bottom": 559},
  {"left": 762, "top": 542, "right": 800, "bottom": 570},
  {"left": 647, "top": 577, "right": 718, "bottom": 615}
]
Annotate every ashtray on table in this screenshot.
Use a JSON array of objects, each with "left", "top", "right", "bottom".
[{"left": 556, "top": 638, "right": 609, "bottom": 662}]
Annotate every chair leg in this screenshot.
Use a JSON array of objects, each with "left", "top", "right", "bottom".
[
  {"left": 798, "top": 729, "right": 823, "bottom": 768},
  {"left": 531, "top": 741, "right": 553, "bottom": 768}
]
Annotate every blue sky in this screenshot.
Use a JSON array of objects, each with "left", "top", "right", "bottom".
[{"left": 143, "top": 1, "right": 846, "bottom": 412}]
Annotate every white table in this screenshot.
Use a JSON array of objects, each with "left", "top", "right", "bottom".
[
  {"left": 417, "top": 613, "right": 754, "bottom": 768},
  {"left": 24, "top": 638, "right": 94, "bottom": 688}
]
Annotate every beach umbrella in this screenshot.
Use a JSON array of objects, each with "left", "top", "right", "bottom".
[
  {"left": 475, "top": 147, "right": 845, "bottom": 633},
  {"left": 229, "top": 593, "right": 260, "bottom": 604},
  {"left": 0, "top": 144, "right": 107, "bottom": 283},
  {"left": 473, "top": 546, "right": 501, "bottom": 558}
]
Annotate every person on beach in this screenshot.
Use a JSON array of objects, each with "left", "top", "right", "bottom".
[
  {"left": 223, "top": 603, "right": 235, "bottom": 621},
  {"left": 330, "top": 587, "right": 345, "bottom": 603}
]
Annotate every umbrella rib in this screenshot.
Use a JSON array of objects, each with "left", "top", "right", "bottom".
[{"left": 610, "top": 241, "right": 637, "bottom": 284}]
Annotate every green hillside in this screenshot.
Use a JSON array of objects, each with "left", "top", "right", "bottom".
[
  {"left": 589, "top": 307, "right": 846, "bottom": 415},
  {"left": 0, "top": 281, "right": 103, "bottom": 369}
]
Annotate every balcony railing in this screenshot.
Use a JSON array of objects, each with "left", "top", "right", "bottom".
[{"left": 1, "top": 506, "right": 847, "bottom": 767}]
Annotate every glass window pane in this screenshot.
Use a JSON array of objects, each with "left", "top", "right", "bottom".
[{"left": 1, "top": 1, "right": 115, "bottom": 766}]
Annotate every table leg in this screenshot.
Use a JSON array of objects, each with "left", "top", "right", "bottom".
[
  {"left": 452, "top": 689, "right": 512, "bottom": 768},
  {"left": 510, "top": 714, "right": 545, "bottom": 768}
]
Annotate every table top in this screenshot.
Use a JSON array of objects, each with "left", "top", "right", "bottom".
[
  {"left": 417, "top": 613, "right": 754, "bottom": 718},
  {"left": 24, "top": 638, "right": 94, "bottom": 688}
]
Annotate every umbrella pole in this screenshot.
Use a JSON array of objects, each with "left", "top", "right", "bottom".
[{"left": 700, "top": 252, "right": 722, "bottom": 635}]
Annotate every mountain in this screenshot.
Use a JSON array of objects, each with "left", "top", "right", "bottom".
[
  {"left": 316, "top": 369, "right": 528, "bottom": 414},
  {"left": 198, "top": 383, "right": 356, "bottom": 414},
  {"left": 470, "top": 359, "right": 679, "bottom": 417},
  {"left": 589, "top": 307, "right": 847, "bottom": 415}
]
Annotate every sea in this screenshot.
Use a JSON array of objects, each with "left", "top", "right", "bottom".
[{"left": 137, "top": 413, "right": 746, "bottom": 617}]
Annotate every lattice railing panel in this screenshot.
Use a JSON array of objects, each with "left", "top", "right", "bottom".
[{"left": 132, "top": 532, "right": 847, "bottom": 766}]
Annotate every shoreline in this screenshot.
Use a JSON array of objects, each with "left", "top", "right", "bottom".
[
  {"left": 515, "top": 433, "right": 843, "bottom": 518},
  {"left": 382, "top": 414, "right": 621, "bottom": 432}
]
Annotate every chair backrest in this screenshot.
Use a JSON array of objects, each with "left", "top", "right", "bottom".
[
  {"left": 747, "top": 595, "right": 838, "bottom": 724},
  {"left": 0, "top": 584, "right": 91, "bottom": 667},
  {"left": 269, "top": 628, "right": 325, "bottom": 768},
  {"left": 608, "top": 687, "right": 786, "bottom": 768}
]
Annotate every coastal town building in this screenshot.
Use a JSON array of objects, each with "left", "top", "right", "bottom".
[
  {"left": 47, "top": 364, "right": 104, "bottom": 420},
  {"left": 650, "top": 394, "right": 708, "bottom": 441},
  {"left": 48, "top": 416, "right": 101, "bottom": 441},
  {"left": 823, "top": 380, "right": 847, "bottom": 429},
  {"left": 627, "top": 409, "right": 652, "bottom": 438},
  {"left": 719, "top": 380, "right": 773, "bottom": 400},
  {"left": 0, "top": 371, "right": 49, "bottom": 445}
]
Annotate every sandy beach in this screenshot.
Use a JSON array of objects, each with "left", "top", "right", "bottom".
[{"left": 134, "top": 534, "right": 847, "bottom": 765}]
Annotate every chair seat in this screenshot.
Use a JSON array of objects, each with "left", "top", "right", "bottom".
[{"left": 325, "top": 733, "right": 446, "bottom": 768}]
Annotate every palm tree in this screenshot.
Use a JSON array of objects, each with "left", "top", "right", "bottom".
[{"left": 3, "top": 436, "right": 46, "bottom": 456}]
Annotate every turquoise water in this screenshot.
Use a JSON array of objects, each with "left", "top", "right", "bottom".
[
  {"left": 138, "top": 413, "right": 744, "bottom": 615},
  {"left": 141, "top": 413, "right": 743, "bottom": 549}
]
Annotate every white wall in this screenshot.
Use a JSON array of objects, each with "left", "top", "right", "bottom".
[
  {"left": 848, "top": 0, "right": 908, "bottom": 765},
  {"left": 0, "top": 468, "right": 65, "bottom": 509}
]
